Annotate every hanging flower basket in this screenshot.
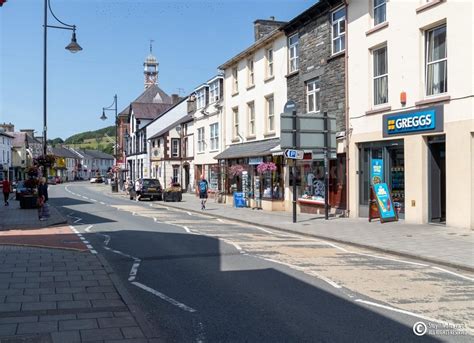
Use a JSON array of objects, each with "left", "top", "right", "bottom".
[
  {"left": 257, "top": 162, "right": 277, "bottom": 174},
  {"left": 228, "top": 164, "right": 246, "bottom": 177},
  {"left": 24, "top": 178, "right": 39, "bottom": 190},
  {"left": 26, "top": 166, "right": 39, "bottom": 178},
  {"left": 34, "top": 154, "right": 57, "bottom": 167}
]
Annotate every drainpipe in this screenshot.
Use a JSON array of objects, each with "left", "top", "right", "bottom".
[{"left": 344, "top": 0, "right": 350, "bottom": 217}]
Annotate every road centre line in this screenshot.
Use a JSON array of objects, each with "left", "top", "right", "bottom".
[
  {"left": 90, "top": 198, "right": 97, "bottom": 202},
  {"left": 431, "top": 266, "right": 474, "bottom": 282},
  {"left": 131, "top": 281, "right": 197, "bottom": 313},
  {"left": 85, "top": 225, "right": 93, "bottom": 233}
]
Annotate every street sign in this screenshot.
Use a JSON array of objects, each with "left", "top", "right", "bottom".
[
  {"left": 283, "top": 100, "right": 297, "bottom": 114},
  {"left": 284, "top": 149, "right": 304, "bottom": 160}
]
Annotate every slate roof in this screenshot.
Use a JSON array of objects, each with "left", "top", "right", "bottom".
[
  {"left": 11, "top": 132, "right": 42, "bottom": 148},
  {"left": 51, "top": 147, "right": 79, "bottom": 159},
  {"left": 131, "top": 102, "right": 173, "bottom": 120},
  {"left": 118, "top": 84, "right": 173, "bottom": 119},
  {"left": 149, "top": 113, "right": 193, "bottom": 140},
  {"left": 133, "top": 84, "right": 172, "bottom": 105},
  {"left": 215, "top": 138, "right": 280, "bottom": 160}
]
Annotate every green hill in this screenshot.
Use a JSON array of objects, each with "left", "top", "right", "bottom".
[{"left": 64, "top": 126, "right": 116, "bottom": 155}]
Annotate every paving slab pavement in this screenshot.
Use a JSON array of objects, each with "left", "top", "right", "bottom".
[{"left": 95, "top": 185, "right": 474, "bottom": 272}]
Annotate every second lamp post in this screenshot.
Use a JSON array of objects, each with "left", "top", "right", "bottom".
[{"left": 100, "top": 94, "right": 119, "bottom": 192}]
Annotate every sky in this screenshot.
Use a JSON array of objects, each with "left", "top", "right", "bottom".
[{"left": 0, "top": 0, "right": 316, "bottom": 140}]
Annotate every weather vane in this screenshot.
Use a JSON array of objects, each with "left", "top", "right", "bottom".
[{"left": 149, "top": 39, "right": 154, "bottom": 54}]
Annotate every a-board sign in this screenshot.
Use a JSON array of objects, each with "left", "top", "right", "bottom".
[
  {"left": 372, "top": 183, "right": 398, "bottom": 223},
  {"left": 369, "top": 158, "right": 384, "bottom": 222},
  {"left": 233, "top": 192, "right": 246, "bottom": 208}
]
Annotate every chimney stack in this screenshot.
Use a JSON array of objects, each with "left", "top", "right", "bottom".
[
  {"left": 0, "top": 122, "right": 14, "bottom": 132},
  {"left": 253, "top": 17, "right": 287, "bottom": 41},
  {"left": 171, "top": 94, "right": 180, "bottom": 104}
]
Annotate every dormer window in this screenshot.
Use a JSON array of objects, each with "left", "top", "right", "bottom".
[
  {"left": 209, "top": 80, "right": 220, "bottom": 103},
  {"left": 196, "top": 88, "right": 207, "bottom": 109}
]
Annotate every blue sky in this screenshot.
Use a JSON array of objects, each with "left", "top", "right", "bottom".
[{"left": 0, "top": 0, "right": 316, "bottom": 139}]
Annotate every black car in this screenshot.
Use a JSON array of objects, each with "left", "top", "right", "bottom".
[{"left": 140, "top": 178, "right": 163, "bottom": 201}]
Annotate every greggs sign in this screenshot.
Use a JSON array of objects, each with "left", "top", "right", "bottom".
[{"left": 383, "top": 106, "right": 443, "bottom": 137}]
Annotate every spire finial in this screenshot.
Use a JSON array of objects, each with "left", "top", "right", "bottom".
[{"left": 149, "top": 39, "right": 154, "bottom": 54}]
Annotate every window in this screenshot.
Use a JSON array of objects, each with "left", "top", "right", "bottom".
[
  {"left": 266, "top": 48, "right": 274, "bottom": 77},
  {"left": 209, "top": 80, "right": 220, "bottom": 103},
  {"left": 426, "top": 25, "right": 447, "bottom": 96},
  {"left": 247, "top": 58, "right": 254, "bottom": 86},
  {"left": 196, "top": 88, "right": 206, "bottom": 109},
  {"left": 332, "top": 7, "right": 346, "bottom": 54},
  {"left": 288, "top": 34, "right": 299, "bottom": 72},
  {"left": 306, "top": 78, "right": 321, "bottom": 113},
  {"left": 172, "top": 165, "right": 179, "bottom": 183},
  {"left": 247, "top": 101, "right": 255, "bottom": 136},
  {"left": 266, "top": 95, "right": 275, "bottom": 132},
  {"left": 232, "top": 107, "right": 239, "bottom": 139},
  {"left": 171, "top": 138, "right": 180, "bottom": 157},
  {"left": 373, "top": 46, "right": 388, "bottom": 105},
  {"left": 232, "top": 67, "right": 238, "bottom": 93},
  {"left": 210, "top": 123, "right": 219, "bottom": 151},
  {"left": 374, "top": 0, "right": 386, "bottom": 26},
  {"left": 197, "top": 127, "right": 205, "bottom": 153}
]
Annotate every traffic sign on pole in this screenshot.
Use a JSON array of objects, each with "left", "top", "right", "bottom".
[{"left": 284, "top": 149, "right": 304, "bottom": 160}]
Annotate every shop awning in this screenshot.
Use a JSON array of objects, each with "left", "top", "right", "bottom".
[{"left": 215, "top": 138, "right": 280, "bottom": 160}]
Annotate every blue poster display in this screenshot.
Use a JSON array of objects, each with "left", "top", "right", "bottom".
[
  {"left": 370, "top": 159, "right": 384, "bottom": 185},
  {"left": 233, "top": 192, "right": 246, "bottom": 208},
  {"left": 372, "top": 183, "right": 397, "bottom": 222}
]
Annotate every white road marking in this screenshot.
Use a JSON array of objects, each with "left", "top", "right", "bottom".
[
  {"left": 187, "top": 211, "right": 193, "bottom": 216},
  {"left": 181, "top": 225, "right": 192, "bottom": 234},
  {"left": 128, "top": 261, "right": 141, "bottom": 281},
  {"left": 86, "top": 244, "right": 93, "bottom": 249},
  {"left": 216, "top": 218, "right": 225, "bottom": 223},
  {"left": 131, "top": 281, "right": 197, "bottom": 313},
  {"left": 82, "top": 196, "right": 89, "bottom": 200},
  {"left": 74, "top": 218, "right": 82, "bottom": 223},
  {"left": 84, "top": 225, "right": 93, "bottom": 233},
  {"left": 90, "top": 250, "right": 98, "bottom": 254},
  {"left": 103, "top": 246, "right": 138, "bottom": 260},
  {"left": 348, "top": 251, "right": 429, "bottom": 267},
  {"left": 83, "top": 241, "right": 90, "bottom": 244},
  {"left": 431, "top": 266, "right": 474, "bottom": 282},
  {"left": 100, "top": 202, "right": 106, "bottom": 205},
  {"left": 80, "top": 237, "right": 85, "bottom": 241},
  {"left": 222, "top": 240, "right": 242, "bottom": 251},
  {"left": 90, "top": 198, "right": 97, "bottom": 202}
]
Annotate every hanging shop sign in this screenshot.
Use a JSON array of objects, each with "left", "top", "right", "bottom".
[
  {"left": 383, "top": 106, "right": 443, "bottom": 137},
  {"left": 249, "top": 157, "right": 263, "bottom": 165},
  {"left": 372, "top": 183, "right": 397, "bottom": 223}
]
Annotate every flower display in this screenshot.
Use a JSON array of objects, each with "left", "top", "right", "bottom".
[
  {"left": 34, "top": 154, "right": 57, "bottom": 167},
  {"left": 26, "top": 166, "right": 39, "bottom": 177},
  {"left": 24, "top": 178, "right": 39, "bottom": 190},
  {"left": 257, "top": 162, "right": 277, "bottom": 174},
  {"left": 228, "top": 164, "right": 246, "bottom": 177}
]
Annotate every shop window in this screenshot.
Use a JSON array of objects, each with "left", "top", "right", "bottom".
[{"left": 426, "top": 24, "right": 447, "bottom": 96}]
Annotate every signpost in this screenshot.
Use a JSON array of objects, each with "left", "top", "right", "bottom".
[
  {"left": 283, "top": 101, "right": 298, "bottom": 223},
  {"left": 284, "top": 149, "right": 304, "bottom": 160}
]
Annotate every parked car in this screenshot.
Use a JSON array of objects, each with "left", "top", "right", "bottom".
[
  {"left": 54, "top": 176, "right": 61, "bottom": 184},
  {"left": 47, "top": 176, "right": 56, "bottom": 185},
  {"left": 140, "top": 178, "right": 163, "bottom": 201},
  {"left": 15, "top": 181, "right": 30, "bottom": 200}
]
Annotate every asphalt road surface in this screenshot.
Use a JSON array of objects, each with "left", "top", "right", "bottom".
[{"left": 49, "top": 182, "right": 473, "bottom": 343}]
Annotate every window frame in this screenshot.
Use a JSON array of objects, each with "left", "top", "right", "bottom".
[
  {"left": 247, "top": 58, "right": 255, "bottom": 87},
  {"left": 266, "top": 95, "right": 275, "bottom": 133},
  {"left": 232, "top": 67, "right": 239, "bottom": 93},
  {"left": 232, "top": 107, "right": 239, "bottom": 140},
  {"left": 288, "top": 34, "right": 299, "bottom": 73},
  {"left": 306, "top": 78, "right": 321, "bottom": 113},
  {"left": 425, "top": 24, "right": 447, "bottom": 96},
  {"left": 197, "top": 127, "right": 205, "bottom": 153},
  {"left": 373, "top": 45, "right": 388, "bottom": 105},
  {"left": 209, "top": 80, "right": 220, "bottom": 103},
  {"left": 247, "top": 101, "right": 256, "bottom": 137},
  {"left": 373, "top": 0, "right": 386, "bottom": 26},
  {"left": 266, "top": 47, "right": 274, "bottom": 78},
  {"left": 171, "top": 138, "right": 180, "bottom": 157},
  {"left": 210, "top": 123, "right": 219, "bottom": 151},
  {"left": 331, "top": 7, "right": 346, "bottom": 55},
  {"left": 196, "top": 88, "right": 207, "bottom": 109}
]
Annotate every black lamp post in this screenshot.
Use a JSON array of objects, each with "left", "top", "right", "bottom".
[
  {"left": 100, "top": 95, "right": 118, "bottom": 192},
  {"left": 43, "top": 0, "right": 82, "bottom": 178}
]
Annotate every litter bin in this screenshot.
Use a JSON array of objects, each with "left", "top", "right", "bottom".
[{"left": 111, "top": 182, "right": 118, "bottom": 193}]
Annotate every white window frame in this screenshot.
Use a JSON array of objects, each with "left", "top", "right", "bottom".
[
  {"left": 373, "top": 45, "right": 388, "bottom": 105},
  {"left": 197, "top": 127, "right": 205, "bottom": 153},
  {"left": 210, "top": 123, "right": 219, "bottom": 151},
  {"left": 171, "top": 138, "right": 180, "bottom": 157},
  {"left": 247, "top": 58, "right": 254, "bottom": 87},
  {"left": 266, "top": 95, "right": 275, "bottom": 133},
  {"left": 209, "top": 80, "right": 220, "bottom": 103},
  {"left": 247, "top": 101, "right": 255, "bottom": 137},
  {"left": 373, "top": 0, "right": 386, "bottom": 26},
  {"left": 266, "top": 47, "right": 274, "bottom": 78},
  {"left": 306, "top": 78, "right": 321, "bottom": 113},
  {"left": 196, "top": 88, "right": 206, "bottom": 109},
  {"left": 232, "top": 107, "right": 239, "bottom": 139},
  {"left": 172, "top": 165, "right": 179, "bottom": 183},
  {"left": 232, "top": 67, "right": 238, "bottom": 93},
  {"left": 425, "top": 24, "right": 447, "bottom": 96},
  {"left": 288, "top": 34, "right": 299, "bottom": 73},
  {"left": 331, "top": 7, "right": 346, "bottom": 55}
]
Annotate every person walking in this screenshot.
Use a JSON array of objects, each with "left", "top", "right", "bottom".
[
  {"left": 37, "top": 177, "right": 49, "bottom": 221},
  {"left": 2, "top": 178, "right": 11, "bottom": 206},
  {"left": 135, "top": 178, "right": 142, "bottom": 202},
  {"left": 198, "top": 176, "right": 208, "bottom": 210}
]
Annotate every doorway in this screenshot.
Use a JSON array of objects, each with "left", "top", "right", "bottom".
[{"left": 428, "top": 136, "right": 446, "bottom": 223}]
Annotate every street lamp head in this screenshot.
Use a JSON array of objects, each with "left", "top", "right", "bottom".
[
  {"left": 65, "top": 30, "right": 82, "bottom": 53},
  {"left": 175, "top": 125, "right": 182, "bottom": 134},
  {"left": 100, "top": 110, "right": 107, "bottom": 121}
]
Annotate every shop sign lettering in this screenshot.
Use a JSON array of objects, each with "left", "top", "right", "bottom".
[{"left": 383, "top": 106, "right": 443, "bottom": 137}]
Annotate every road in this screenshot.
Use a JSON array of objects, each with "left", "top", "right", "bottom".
[{"left": 49, "top": 182, "right": 473, "bottom": 342}]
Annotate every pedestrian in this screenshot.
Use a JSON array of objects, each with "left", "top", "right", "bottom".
[
  {"left": 2, "top": 178, "right": 11, "bottom": 206},
  {"left": 37, "top": 177, "right": 49, "bottom": 221},
  {"left": 135, "top": 178, "right": 142, "bottom": 202},
  {"left": 198, "top": 176, "right": 208, "bottom": 210}
]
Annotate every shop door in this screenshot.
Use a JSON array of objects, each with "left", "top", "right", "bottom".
[
  {"left": 358, "top": 147, "right": 383, "bottom": 217},
  {"left": 428, "top": 137, "right": 446, "bottom": 223}
]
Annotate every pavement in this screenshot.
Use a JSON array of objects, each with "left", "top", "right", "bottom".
[
  {"left": 0, "top": 192, "right": 159, "bottom": 342},
  {"left": 108, "top": 188, "right": 474, "bottom": 272}
]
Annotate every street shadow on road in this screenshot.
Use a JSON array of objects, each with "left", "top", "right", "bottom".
[
  {"left": 85, "top": 228, "right": 443, "bottom": 343},
  {"left": 49, "top": 197, "right": 93, "bottom": 207}
]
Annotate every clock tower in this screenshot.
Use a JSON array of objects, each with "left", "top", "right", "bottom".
[{"left": 144, "top": 40, "right": 158, "bottom": 89}]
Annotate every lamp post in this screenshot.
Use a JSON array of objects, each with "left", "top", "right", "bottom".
[
  {"left": 100, "top": 94, "right": 118, "bottom": 192},
  {"left": 175, "top": 125, "right": 183, "bottom": 189},
  {"left": 124, "top": 129, "right": 129, "bottom": 181},
  {"left": 43, "top": 0, "right": 82, "bottom": 179}
]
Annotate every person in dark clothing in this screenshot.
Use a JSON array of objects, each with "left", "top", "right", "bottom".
[
  {"left": 198, "top": 176, "right": 208, "bottom": 210},
  {"left": 2, "top": 178, "right": 11, "bottom": 206},
  {"left": 37, "top": 178, "right": 49, "bottom": 220}
]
